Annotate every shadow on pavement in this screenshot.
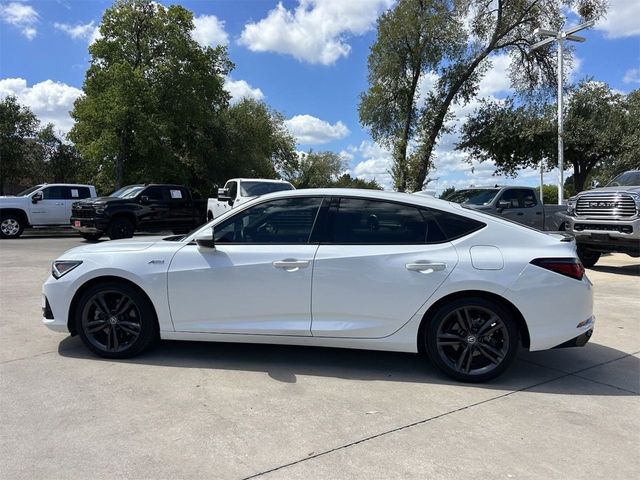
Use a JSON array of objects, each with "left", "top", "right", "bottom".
[
  {"left": 57, "top": 336, "right": 638, "bottom": 396},
  {"left": 589, "top": 263, "right": 640, "bottom": 277}
]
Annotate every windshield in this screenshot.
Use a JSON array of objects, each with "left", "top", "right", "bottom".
[
  {"left": 17, "top": 185, "right": 43, "bottom": 196},
  {"left": 240, "top": 181, "right": 294, "bottom": 197},
  {"left": 110, "top": 186, "right": 145, "bottom": 199},
  {"left": 607, "top": 171, "right": 640, "bottom": 187},
  {"left": 445, "top": 189, "right": 499, "bottom": 206}
]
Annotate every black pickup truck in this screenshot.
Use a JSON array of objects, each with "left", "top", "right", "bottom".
[{"left": 71, "top": 184, "right": 207, "bottom": 241}]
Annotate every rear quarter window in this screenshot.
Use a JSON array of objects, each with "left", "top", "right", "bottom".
[{"left": 431, "top": 210, "right": 486, "bottom": 240}]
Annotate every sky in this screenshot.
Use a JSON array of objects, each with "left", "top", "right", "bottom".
[{"left": 1, "top": 0, "right": 639, "bottom": 193}]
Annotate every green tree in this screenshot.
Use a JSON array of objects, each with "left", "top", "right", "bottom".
[
  {"left": 404, "top": 0, "right": 607, "bottom": 190},
  {"left": 70, "top": 0, "right": 232, "bottom": 193},
  {"left": 37, "top": 125, "right": 84, "bottom": 184},
  {"left": 332, "top": 173, "right": 383, "bottom": 190},
  {"left": 439, "top": 186, "right": 456, "bottom": 199},
  {"left": 218, "top": 99, "right": 297, "bottom": 186},
  {"left": 458, "top": 81, "right": 630, "bottom": 193},
  {"left": 359, "top": 0, "right": 461, "bottom": 191},
  {"left": 0, "top": 96, "right": 40, "bottom": 194},
  {"left": 284, "top": 151, "right": 346, "bottom": 188}
]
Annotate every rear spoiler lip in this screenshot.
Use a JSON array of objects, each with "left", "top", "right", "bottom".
[{"left": 545, "top": 231, "right": 575, "bottom": 242}]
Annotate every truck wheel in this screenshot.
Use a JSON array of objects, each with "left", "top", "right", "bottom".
[
  {"left": 577, "top": 246, "right": 601, "bottom": 268},
  {"left": 81, "top": 232, "right": 103, "bottom": 242},
  {"left": 0, "top": 214, "right": 25, "bottom": 239},
  {"left": 107, "top": 218, "right": 134, "bottom": 240}
]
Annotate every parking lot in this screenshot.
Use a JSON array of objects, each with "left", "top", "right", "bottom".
[{"left": 1, "top": 234, "right": 638, "bottom": 479}]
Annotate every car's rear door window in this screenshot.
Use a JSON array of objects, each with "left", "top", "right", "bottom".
[{"left": 327, "top": 197, "right": 445, "bottom": 244}]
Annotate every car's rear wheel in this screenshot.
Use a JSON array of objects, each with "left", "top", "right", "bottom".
[
  {"left": 577, "top": 246, "right": 601, "bottom": 268},
  {"left": 425, "top": 298, "right": 519, "bottom": 382},
  {"left": 75, "top": 282, "right": 158, "bottom": 358},
  {"left": 107, "top": 217, "right": 134, "bottom": 240},
  {"left": 1, "top": 214, "right": 25, "bottom": 239}
]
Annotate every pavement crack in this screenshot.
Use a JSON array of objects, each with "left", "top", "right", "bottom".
[{"left": 242, "top": 350, "right": 640, "bottom": 480}]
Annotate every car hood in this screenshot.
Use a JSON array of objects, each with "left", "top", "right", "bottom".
[
  {"left": 580, "top": 186, "right": 640, "bottom": 195},
  {"left": 0, "top": 196, "right": 26, "bottom": 206},
  {"left": 73, "top": 196, "right": 126, "bottom": 206},
  {"left": 67, "top": 237, "right": 162, "bottom": 255}
]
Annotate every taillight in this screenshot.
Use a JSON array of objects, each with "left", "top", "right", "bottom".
[{"left": 531, "top": 258, "right": 585, "bottom": 281}]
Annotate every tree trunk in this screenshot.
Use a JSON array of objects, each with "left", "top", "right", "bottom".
[
  {"left": 413, "top": 51, "right": 491, "bottom": 190},
  {"left": 394, "top": 67, "right": 422, "bottom": 192}
]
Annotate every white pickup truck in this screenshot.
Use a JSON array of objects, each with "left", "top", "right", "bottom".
[
  {"left": 0, "top": 183, "right": 97, "bottom": 238},
  {"left": 207, "top": 178, "right": 294, "bottom": 221}
]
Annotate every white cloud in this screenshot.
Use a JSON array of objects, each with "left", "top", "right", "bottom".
[
  {"left": 225, "top": 78, "right": 264, "bottom": 103},
  {"left": 0, "top": 2, "right": 39, "bottom": 39},
  {"left": 284, "top": 114, "right": 349, "bottom": 144},
  {"left": 478, "top": 54, "right": 512, "bottom": 96},
  {"left": 595, "top": 0, "right": 640, "bottom": 38},
  {"left": 623, "top": 68, "right": 640, "bottom": 84},
  {"left": 192, "top": 14, "right": 228, "bottom": 47},
  {"left": 0, "top": 78, "right": 83, "bottom": 133},
  {"left": 347, "top": 141, "right": 393, "bottom": 190},
  {"left": 54, "top": 20, "right": 97, "bottom": 41},
  {"left": 239, "top": 0, "right": 393, "bottom": 65}
]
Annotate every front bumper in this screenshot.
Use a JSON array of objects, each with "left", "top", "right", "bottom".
[
  {"left": 70, "top": 216, "right": 109, "bottom": 233},
  {"left": 565, "top": 216, "right": 640, "bottom": 255}
]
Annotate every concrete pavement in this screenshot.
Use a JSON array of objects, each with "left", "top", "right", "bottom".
[{"left": 1, "top": 236, "right": 638, "bottom": 479}]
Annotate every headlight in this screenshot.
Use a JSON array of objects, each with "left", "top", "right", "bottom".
[
  {"left": 567, "top": 197, "right": 577, "bottom": 215},
  {"left": 52, "top": 260, "right": 82, "bottom": 279}
]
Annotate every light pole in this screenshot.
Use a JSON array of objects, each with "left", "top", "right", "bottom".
[{"left": 531, "top": 20, "right": 594, "bottom": 205}]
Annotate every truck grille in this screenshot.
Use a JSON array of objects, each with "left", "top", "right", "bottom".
[
  {"left": 72, "top": 207, "right": 95, "bottom": 219},
  {"left": 575, "top": 193, "right": 637, "bottom": 218}
]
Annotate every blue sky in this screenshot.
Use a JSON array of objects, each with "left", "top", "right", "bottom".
[{"left": 1, "top": 0, "right": 639, "bottom": 192}]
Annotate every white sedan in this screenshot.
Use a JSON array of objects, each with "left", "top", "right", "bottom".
[{"left": 42, "top": 189, "right": 594, "bottom": 382}]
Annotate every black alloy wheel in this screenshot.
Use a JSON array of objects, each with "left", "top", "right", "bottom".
[
  {"left": 107, "top": 218, "right": 134, "bottom": 240},
  {"left": 76, "top": 282, "right": 157, "bottom": 358},
  {"left": 425, "top": 298, "right": 519, "bottom": 382}
]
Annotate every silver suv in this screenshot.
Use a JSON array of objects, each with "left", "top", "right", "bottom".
[{"left": 565, "top": 170, "right": 640, "bottom": 266}]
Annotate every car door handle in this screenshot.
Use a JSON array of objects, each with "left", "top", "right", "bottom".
[
  {"left": 405, "top": 262, "right": 447, "bottom": 273},
  {"left": 273, "top": 260, "right": 310, "bottom": 271}
]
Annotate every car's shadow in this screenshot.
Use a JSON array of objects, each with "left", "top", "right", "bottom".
[
  {"left": 589, "top": 263, "right": 640, "bottom": 277},
  {"left": 57, "top": 336, "right": 638, "bottom": 396}
]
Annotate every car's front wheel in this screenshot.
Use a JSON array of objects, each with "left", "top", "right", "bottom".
[
  {"left": 75, "top": 281, "right": 158, "bottom": 358},
  {"left": 577, "top": 245, "right": 601, "bottom": 268},
  {"left": 424, "top": 298, "right": 519, "bottom": 382},
  {"left": 107, "top": 217, "right": 134, "bottom": 240},
  {"left": 80, "top": 232, "right": 103, "bottom": 242},
  {"left": 0, "top": 214, "right": 25, "bottom": 239}
]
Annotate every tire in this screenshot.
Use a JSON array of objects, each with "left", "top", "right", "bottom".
[
  {"left": 75, "top": 281, "right": 158, "bottom": 359},
  {"left": 0, "top": 213, "right": 25, "bottom": 239},
  {"left": 107, "top": 217, "right": 134, "bottom": 240},
  {"left": 577, "top": 246, "right": 601, "bottom": 268},
  {"left": 81, "top": 232, "right": 103, "bottom": 242},
  {"left": 424, "top": 297, "right": 520, "bottom": 383}
]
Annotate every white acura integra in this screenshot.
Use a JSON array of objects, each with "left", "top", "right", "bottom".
[{"left": 43, "top": 189, "right": 594, "bottom": 382}]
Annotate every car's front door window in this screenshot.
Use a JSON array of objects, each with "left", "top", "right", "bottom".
[{"left": 214, "top": 197, "right": 323, "bottom": 244}]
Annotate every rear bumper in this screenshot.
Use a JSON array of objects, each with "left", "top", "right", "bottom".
[{"left": 553, "top": 327, "right": 594, "bottom": 348}]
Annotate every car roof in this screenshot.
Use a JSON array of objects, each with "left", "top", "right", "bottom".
[
  {"left": 254, "top": 188, "right": 469, "bottom": 213},
  {"left": 232, "top": 178, "right": 292, "bottom": 183}
]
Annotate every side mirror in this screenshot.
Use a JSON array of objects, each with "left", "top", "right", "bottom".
[
  {"left": 590, "top": 179, "right": 601, "bottom": 189},
  {"left": 497, "top": 200, "right": 510, "bottom": 212},
  {"left": 195, "top": 226, "right": 215, "bottom": 249},
  {"left": 32, "top": 192, "right": 43, "bottom": 203},
  {"left": 139, "top": 195, "right": 150, "bottom": 204},
  {"left": 217, "top": 188, "right": 230, "bottom": 202}
]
